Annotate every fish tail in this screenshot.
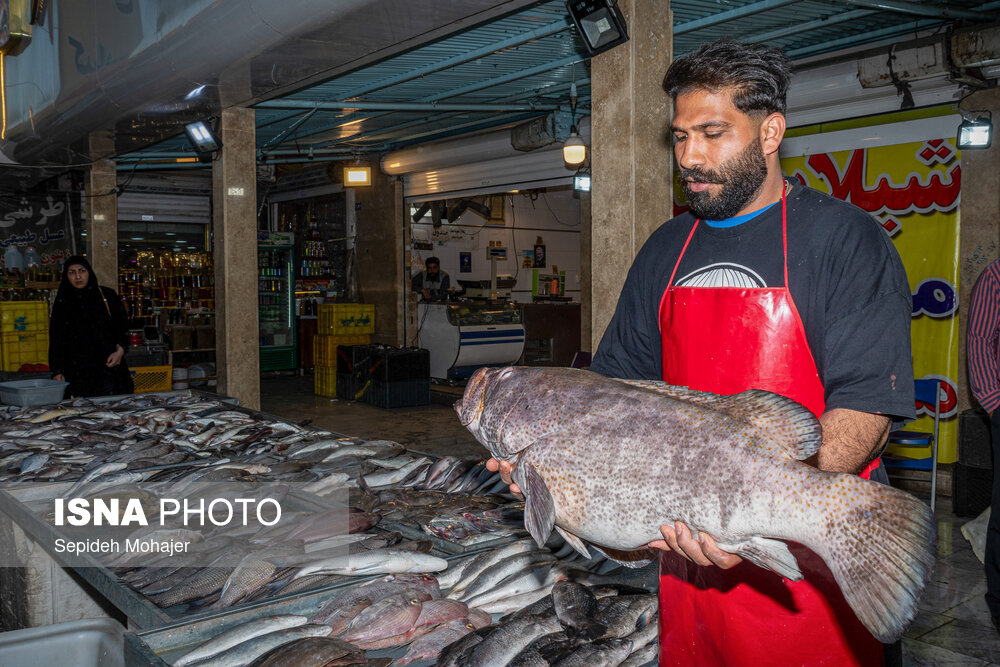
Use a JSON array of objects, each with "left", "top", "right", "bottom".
[{"left": 809, "top": 474, "right": 936, "bottom": 643}]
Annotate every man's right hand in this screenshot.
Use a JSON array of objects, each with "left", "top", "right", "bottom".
[
  {"left": 485, "top": 457, "right": 523, "bottom": 497},
  {"left": 421, "top": 289, "right": 432, "bottom": 300}
]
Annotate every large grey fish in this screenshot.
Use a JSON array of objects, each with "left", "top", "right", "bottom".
[
  {"left": 456, "top": 366, "right": 936, "bottom": 643},
  {"left": 173, "top": 614, "right": 308, "bottom": 667}
]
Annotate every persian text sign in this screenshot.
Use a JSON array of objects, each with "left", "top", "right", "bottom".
[{"left": 781, "top": 127, "right": 960, "bottom": 462}]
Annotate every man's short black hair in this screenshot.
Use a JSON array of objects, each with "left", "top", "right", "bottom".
[
  {"left": 425, "top": 257, "right": 440, "bottom": 267},
  {"left": 663, "top": 39, "right": 792, "bottom": 116}
]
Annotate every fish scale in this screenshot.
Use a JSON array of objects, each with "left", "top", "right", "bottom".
[{"left": 457, "top": 365, "right": 937, "bottom": 644}]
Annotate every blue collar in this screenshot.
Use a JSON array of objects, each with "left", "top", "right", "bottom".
[{"left": 705, "top": 201, "right": 779, "bottom": 228}]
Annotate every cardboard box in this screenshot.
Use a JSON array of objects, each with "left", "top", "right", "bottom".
[
  {"left": 169, "top": 326, "right": 193, "bottom": 351},
  {"left": 195, "top": 326, "right": 215, "bottom": 350}
]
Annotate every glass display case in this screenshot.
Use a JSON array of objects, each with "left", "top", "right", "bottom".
[{"left": 445, "top": 302, "right": 522, "bottom": 327}]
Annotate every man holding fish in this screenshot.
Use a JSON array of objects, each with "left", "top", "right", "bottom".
[{"left": 486, "top": 39, "right": 916, "bottom": 666}]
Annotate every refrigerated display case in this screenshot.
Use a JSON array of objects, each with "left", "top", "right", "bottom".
[{"left": 257, "top": 231, "right": 296, "bottom": 371}]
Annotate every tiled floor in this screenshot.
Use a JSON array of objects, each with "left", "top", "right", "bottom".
[{"left": 260, "top": 373, "right": 999, "bottom": 665}]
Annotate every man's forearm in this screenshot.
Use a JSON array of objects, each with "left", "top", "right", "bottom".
[{"left": 812, "top": 408, "right": 891, "bottom": 474}]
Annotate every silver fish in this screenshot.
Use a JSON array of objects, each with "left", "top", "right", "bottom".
[
  {"left": 358, "top": 456, "right": 428, "bottom": 488},
  {"left": 457, "top": 366, "right": 936, "bottom": 643},
  {"left": 173, "top": 615, "right": 308, "bottom": 667},
  {"left": 291, "top": 549, "right": 447, "bottom": 580},
  {"left": 458, "top": 551, "right": 557, "bottom": 602},
  {"left": 188, "top": 624, "right": 332, "bottom": 667},
  {"left": 18, "top": 452, "right": 49, "bottom": 475},
  {"left": 464, "top": 563, "right": 575, "bottom": 610}
]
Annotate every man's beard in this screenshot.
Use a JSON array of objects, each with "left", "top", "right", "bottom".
[{"left": 681, "top": 138, "right": 769, "bottom": 221}]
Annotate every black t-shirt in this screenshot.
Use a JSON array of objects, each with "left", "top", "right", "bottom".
[{"left": 591, "top": 184, "right": 916, "bottom": 422}]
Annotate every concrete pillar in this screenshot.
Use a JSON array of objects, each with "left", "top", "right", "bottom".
[
  {"left": 958, "top": 88, "right": 1000, "bottom": 412},
  {"left": 213, "top": 107, "right": 260, "bottom": 409},
  {"left": 354, "top": 170, "right": 405, "bottom": 346},
  {"left": 588, "top": 0, "right": 672, "bottom": 352},
  {"left": 579, "top": 191, "right": 592, "bottom": 354},
  {"left": 85, "top": 129, "right": 118, "bottom": 288}
]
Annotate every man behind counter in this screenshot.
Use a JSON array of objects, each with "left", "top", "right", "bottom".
[
  {"left": 490, "top": 38, "right": 915, "bottom": 667},
  {"left": 411, "top": 256, "right": 451, "bottom": 301}
]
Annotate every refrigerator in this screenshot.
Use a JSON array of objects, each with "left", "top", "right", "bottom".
[{"left": 257, "top": 231, "right": 297, "bottom": 371}]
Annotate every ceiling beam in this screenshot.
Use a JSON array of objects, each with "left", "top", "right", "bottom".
[
  {"left": 674, "top": 0, "right": 800, "bottom": 35},
  {"left": 746, "top": 8, "right": 876, "bottom": 43},
  {"left": 419, "top": 54, "right": 586, "bottom": 102},
  {"left": 784, "top": 17, "right": 940, "bottom": 57},
  {"left": 334, "top": 18, "right": 573, "bottom": 100},
  {"left": 829, "top": 0, "right": 997, "bottom": 21}
]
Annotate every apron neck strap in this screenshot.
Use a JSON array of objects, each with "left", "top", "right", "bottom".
[{"left": 667, "top": 181, "right": 789, "bottom": 290}]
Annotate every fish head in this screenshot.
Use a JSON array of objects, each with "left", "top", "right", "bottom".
[
  {"left": 456, "top": 366, "right": 541, "bottom": 459},
  {"left": 454, "top": 366, "right": 494, "bottom": 429}
]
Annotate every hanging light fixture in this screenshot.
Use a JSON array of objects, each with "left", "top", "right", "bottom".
[
  {"left": 563, "top": 130, "right": 586, "bottom": 166},
  {"left": 573, "top": 168, "right": 591, "bottom": 192},
  {"left": 563, "top": 83, "right": 587, "bottom": 167}
]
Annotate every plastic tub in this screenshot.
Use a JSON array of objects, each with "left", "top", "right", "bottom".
[
  {"left": 0, "top": 379, "right": 69, "bottom": 407},
  {"left": 171, "top": 367, "right": 189, "bottom": 390},
  {"left": 0, "top": 618, "right": 124, "bottom": 667}
]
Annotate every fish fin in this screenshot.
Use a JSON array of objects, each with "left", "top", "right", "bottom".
[
  {"left": 808, "top": 475, "right": 936, "bottom": 644},
  {"left": 615, "top": 379, "right": 821, "bottom": 461},
  {"left": 520, "top": 463, "right": 556, "bottom": 548},
  {"left": 590, "top": 545, "right": 655, "bottom": 569},
  {"left": 726, "top": 537, "right": 803, "bottom": 581},
  {"left": 719, "top": 390, "right": 822, "bottom": 460},
  {"left": 555, "top": 526, "right": 592, "bottom": 559}
]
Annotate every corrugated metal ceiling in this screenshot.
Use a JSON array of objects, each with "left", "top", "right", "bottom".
[{"left": 119, "top": 0, "right": 1000, "bottom": 166}]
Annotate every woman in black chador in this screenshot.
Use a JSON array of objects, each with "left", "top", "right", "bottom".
[{"left": 48, "top": 256, "right": 134, "bottom": 397}]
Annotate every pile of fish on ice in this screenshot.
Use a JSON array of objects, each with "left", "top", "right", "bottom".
[
  {"left": 0, "top": 392, "right": 649, "bottom": 665},
  {"left": 166, "top": 573, "right": 656, "bottom": 666}
]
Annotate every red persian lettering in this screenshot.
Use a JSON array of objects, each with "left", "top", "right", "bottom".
[{"left": 805, "top": 148, "right": 960, "bottom": 215}]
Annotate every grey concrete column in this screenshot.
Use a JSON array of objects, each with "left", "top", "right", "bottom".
[
  {"left": 959, "top": 88, "right": 1000, "bottom": 413},
  {"left": 85, "top": 129, "right": 118, "bottom": 288},
  {"left": 213, "top": 107, "right": 261, "bottom": 409},
  {"left": 588, "top": 0, "right": 672, "bottom": 352},
  {"left": 579, "top": 191, "right": 592, "bottom": 354},
  {"left": 355, "top": 170, "right": 404, "bottom": 346}
]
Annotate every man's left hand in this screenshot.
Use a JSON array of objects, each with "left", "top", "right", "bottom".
[
  {"left": 106, "top": 345, "right": 124, "bottom": 368},
  {"left": 649, "top": 521, "right": 743, "bottom": 569}
]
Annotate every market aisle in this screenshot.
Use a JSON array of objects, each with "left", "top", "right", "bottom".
[{"left": 259, "top": 374, "right": 483, "bottom": 459}]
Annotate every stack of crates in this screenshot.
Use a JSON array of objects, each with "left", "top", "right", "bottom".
[
  {"left": 313, "top": 303, "right": 374, "bottom": 397},
  {"left": 336, "top": 344, "right": 430, "bottom": 408},
  {"left": 0, "top": 301, "right": 50, "bottom": 372}
]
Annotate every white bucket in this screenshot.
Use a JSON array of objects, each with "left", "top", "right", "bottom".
[{"left": 172, "top": 367, "right": 189, "bottom": 390}]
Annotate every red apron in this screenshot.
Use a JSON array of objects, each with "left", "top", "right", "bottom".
[{"left": 657, "top": 186, "right": 883, "bottom": 667}]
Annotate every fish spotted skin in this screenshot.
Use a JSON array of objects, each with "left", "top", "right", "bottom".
[{"left": 456, "top": 366, "right": 936, "bottom": 643}]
